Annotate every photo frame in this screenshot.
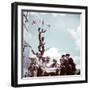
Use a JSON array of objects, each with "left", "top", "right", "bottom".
[{"left": 11, "top": 2, "right": 88, "bottom": 87}]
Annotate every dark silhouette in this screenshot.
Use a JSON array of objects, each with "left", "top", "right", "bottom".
[
  {"left": 51, "top": 59, "right": 57, "bottom": 68},
  {"left": 60, "top": 55, "right": 66, "bottom": 75},
  {"left": 66, "top": 54, "right": 76, "bottom": 75},
  {"left": 59, "top": 54, "right": 77, "bottom": 75}
]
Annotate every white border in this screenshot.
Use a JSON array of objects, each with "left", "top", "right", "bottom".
[{"left": 18, "top": 5, "right": 86, "bottom": 84}]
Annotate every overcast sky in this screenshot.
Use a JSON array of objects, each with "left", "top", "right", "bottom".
[{"left": 23, "top": 11, "right": 81, "bottom": 68}]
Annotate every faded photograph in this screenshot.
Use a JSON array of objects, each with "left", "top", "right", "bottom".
[{"left": 22, "top": 11, "right": 81, "bottom": 78}]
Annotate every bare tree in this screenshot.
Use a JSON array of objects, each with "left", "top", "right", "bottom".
[{"left": 22, "top": 11, "right": 50, "bottom": 62}]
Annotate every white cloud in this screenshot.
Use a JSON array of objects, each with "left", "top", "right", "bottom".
[
  {"left": 67, "top": 25, "right": 81, "bottom": 50},
  {"left": 43, "top": 47, "right": 61, "bottom": 63},
  {"left": 43, "top": 47, "right": 61, "bottom": 58}
]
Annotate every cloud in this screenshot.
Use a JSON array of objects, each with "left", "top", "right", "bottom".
[
  {"left": 43, "top": 47, "right": 61, "bottom": 58},
  {"left": 67, "top": 25, "right": 81, "bottom": 50},
  {"left": 43, "top": 47, "right": 61, "bottom": 63}
]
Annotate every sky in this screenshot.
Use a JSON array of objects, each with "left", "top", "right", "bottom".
[{"left": 23, "top": 11, "right": 81, "bottom": 69}]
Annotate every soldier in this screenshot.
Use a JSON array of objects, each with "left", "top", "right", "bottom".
[
  {"left": 51, "top": 59, "right": 58, "bottom": 68},
  {"left": 60, "top": 55, "right": 66, "bottom": 75},
  {"left": 65, "top": 54, "right": 76, "bottom": 75},
  {"left": 28, "top": 58, "right": 38, "bottom": 77}
]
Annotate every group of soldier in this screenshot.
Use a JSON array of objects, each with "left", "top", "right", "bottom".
[{"left": 24, "top": 53, "right": 78, "bottom": 77}]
